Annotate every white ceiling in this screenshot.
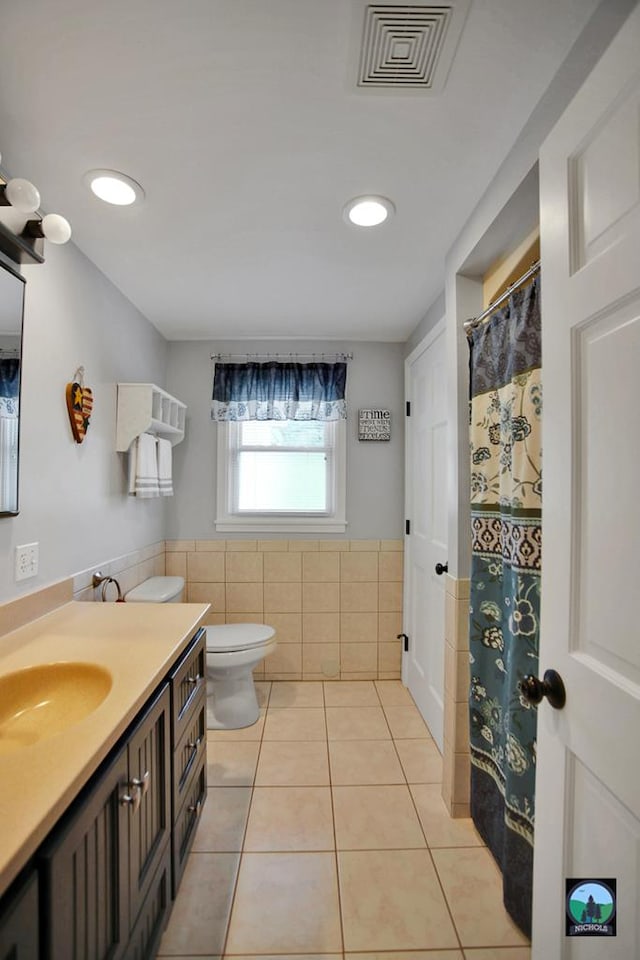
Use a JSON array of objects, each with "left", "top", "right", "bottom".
[{"left": 0, "top": 0, "right": 599, "bottom": 342}]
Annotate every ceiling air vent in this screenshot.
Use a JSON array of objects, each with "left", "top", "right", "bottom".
[{"left": 356, "top": 1, "right": 470, "bottom": 93}]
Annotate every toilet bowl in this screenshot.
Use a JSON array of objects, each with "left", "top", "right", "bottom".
[{"left": 205, "top": 624, "right": 276, "bottom": 730}]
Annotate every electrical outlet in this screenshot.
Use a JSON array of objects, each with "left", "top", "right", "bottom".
[{"left": 15, "top": 542, "right": 39, "bottom": 581}]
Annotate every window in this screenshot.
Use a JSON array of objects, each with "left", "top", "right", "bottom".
[{"left": 216, "top": 418, "right": 346, "bottom": 533}]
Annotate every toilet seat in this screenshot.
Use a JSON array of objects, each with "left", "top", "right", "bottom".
[{"left": 206, "top": 623, "right": 275, "bottom": 654}]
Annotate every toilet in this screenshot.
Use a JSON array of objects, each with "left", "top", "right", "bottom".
[{"left": 124, "top": 576, "right": 276, "bottom": 730}]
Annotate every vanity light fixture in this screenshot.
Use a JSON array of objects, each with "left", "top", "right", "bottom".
[
  {"left": 85, "top": 169, "right": 144, "bottom": 206},
  {"left": 2, "top": 177, "right": 41, "bottom": 213},
  {"left": 0, "top": 151, "right": 72, "bottom": 264},
  {"left": 25, "top": 213, "right": 73, "bottom": 245},
  {"left": 343, "top": 195, "right": 395, "bottom": 227}
]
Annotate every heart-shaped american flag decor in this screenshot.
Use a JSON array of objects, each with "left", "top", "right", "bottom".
[{"left": 66, "top": 381, "right": 94, "bottom": 443}]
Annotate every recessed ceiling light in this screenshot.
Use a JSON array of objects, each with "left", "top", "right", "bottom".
[
  {"left": 343, "top": 195, "right": 394, "bottom": 227},
  {"left": 84, "top": 169, "right": 144, "bottom": 206}
]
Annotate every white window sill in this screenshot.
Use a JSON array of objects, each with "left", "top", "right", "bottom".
[{"left": 215, "top": 518, "right": 347, "bottom": 534}]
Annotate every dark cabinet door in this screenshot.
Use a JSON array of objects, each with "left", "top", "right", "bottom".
[
  {"left": 41, "top": 747, "right": 129, "bottom": 960},
  {"left": 41, "top": 685, "right": 171, "bottom": 960},
  {"left": 127, "top": 684, "right": 171, "bottom": 930},
  {"left": 0, "top": 871, "right": 39, "bottom": 960}
]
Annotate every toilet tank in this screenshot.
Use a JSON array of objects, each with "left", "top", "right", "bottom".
[{"left": 125, "top": 576, "right": 185, "bottom": 603}]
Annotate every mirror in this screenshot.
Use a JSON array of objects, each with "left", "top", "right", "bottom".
[{"left": 0, "top": 260, "right": 25, "bottom": 516}]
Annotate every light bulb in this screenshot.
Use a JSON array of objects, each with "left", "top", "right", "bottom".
[
  {"left": 5, "top": 177, "right": 41, "bottom": 213},
  {"left": 91, "top": 176, "right": 135, "bottom": 205},
  {"left": 84, "top": 169, "right": 144, "bottom": 206},
  {"left": 41, "top": 213, "right": 72, "bottom": 244},
  {"left": 343, "top": 195, "right": 394, "bottom": 227}
]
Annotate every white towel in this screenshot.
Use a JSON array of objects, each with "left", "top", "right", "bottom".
[
  {"left": 157, "top": 438, "right": 173, "bottom": 497},
  {"left": 131, "top": 433, "right": 160, "bottom": 498},
  {"left": 128, "top": 439, "right": 137, "bottom": 494}
]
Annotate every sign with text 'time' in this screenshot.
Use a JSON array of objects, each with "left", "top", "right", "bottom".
[{"left": 358, "top": 408, "right": 391, "bottom": 441}]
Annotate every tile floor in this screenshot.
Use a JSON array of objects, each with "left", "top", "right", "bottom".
[{"left": 158, "top": 680, "right": 530, "bottom": 960}]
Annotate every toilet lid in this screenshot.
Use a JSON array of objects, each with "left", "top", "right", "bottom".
[
  {"left": 125, "top": 576, "right": 185, "bottom": 602},
  {"left": 206, "top": 623, "right": 276, "bottom": 653}
]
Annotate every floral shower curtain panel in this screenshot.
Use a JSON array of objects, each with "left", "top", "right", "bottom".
[
  {"left": 0, "top": 359, "right": 20, "bottom": 513},
  {"left": 0, "top": 358, "right": 20, "bottom": 417},
  {"left": 211, "top": 361, "right": 347, "bottom": 421},
  {"left": 467, "top": 274, "right": 541, "bottom": 938}
]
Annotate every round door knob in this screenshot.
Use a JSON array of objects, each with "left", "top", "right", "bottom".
[
  {"left": 435, "top": 562, "right": 448, "bottom": 575},
  {"left": 518, "top": 669, "right": 566, "bottom": 709}
]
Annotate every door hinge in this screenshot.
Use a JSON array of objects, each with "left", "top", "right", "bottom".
[
  {"left": 406, "top": 401, "right": 411, "bottom": 416},
  {"left": 405, "top": 519, "right": 411, "bottom": 535},
  {"left": 397, "top": 632, "right": 409, "bottom": 652}
]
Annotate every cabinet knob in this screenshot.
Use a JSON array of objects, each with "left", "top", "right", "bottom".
[
  {"left": 130, "top": 770, "right": 150, "bottom": 797},
  {"left": 120, "top": 787, "right": 141, "bottom": 813}
]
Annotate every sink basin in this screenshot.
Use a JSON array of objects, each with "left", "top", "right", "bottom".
[{"left": 0, "top": 662, "right": 112, "bottom": 755}]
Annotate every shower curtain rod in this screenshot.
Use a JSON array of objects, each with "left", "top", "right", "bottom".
[
  {"left": 464, "top": 259, "right": 540, "bottom": 333},
  {"left": 210, "top": 351, "right": 354, "bottom": 362}
]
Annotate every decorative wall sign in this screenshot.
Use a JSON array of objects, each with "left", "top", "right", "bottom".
[
  {"left": 66, "top": 366, "right": 93, "bottom": 443},
  {"left": 358, "top": 408, "right": 391, "bottom": 441}
]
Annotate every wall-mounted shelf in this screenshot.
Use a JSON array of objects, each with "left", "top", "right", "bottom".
[{"left": 116, "top": 383, "right": 187, "bottom": 452}]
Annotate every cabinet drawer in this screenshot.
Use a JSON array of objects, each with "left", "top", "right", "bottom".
[
  {"left": 170, "top": 628, "right": 206, "bottom": 746},
  {"left": 172, "top": 757, "right": 207, "bottom": 895},
  {"left": 173, "top": 697, "right": 206, "bottom": 816}
]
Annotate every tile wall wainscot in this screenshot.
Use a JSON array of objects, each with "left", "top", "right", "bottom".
[
  {"left": 166, "top": 539, "right": 404, "bottom": 681},
  {"left": 443, "top": 574, "right": 471, "bottom": 818},
  {"left": 0, "top": 540, "right": 166, "bottom": 635},
  {"left": 72, "top": 541, "right": 166, "bottom": 601}
]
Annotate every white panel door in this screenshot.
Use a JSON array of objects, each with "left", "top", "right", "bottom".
[
  {"left": 403, "top": 321, "right": 447, "bottom": 749},
  {"left": 534, "top": 7, "right": 640, "bottom": 957}
]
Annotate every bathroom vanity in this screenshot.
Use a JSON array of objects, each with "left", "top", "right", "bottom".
[{"left": 0, "top": 599, "right": 209, "bottom": 959}]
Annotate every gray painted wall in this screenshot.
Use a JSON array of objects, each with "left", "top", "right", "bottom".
[
  {"left": 0, "top": 242, "right": 168, "bottom": 602},
  {"left": 405, "top": 291, "right": 446, "bottom": 358},
  {"left": 164, "top": 339, "right": 405, "bottom": 540}
]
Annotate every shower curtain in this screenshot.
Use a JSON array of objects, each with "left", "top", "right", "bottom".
[
  {"left": 0, "top": 358, "right": 20, "bottom": 513},
  {"left": 467, "top": 273, "right": 541, "bottom": 937}
]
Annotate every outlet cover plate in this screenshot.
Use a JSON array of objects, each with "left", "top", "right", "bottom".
[{"left": 15, "top": 542, "right": 39, "bottom": 581}]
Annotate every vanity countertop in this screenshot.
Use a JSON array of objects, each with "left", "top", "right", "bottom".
[{"left": 0, "top": 599, "right": 209, "bottom": 895}]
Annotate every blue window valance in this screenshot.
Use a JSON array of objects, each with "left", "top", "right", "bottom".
[{"left": 211, "top": 361, "right": 347, "bottom": 421}]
